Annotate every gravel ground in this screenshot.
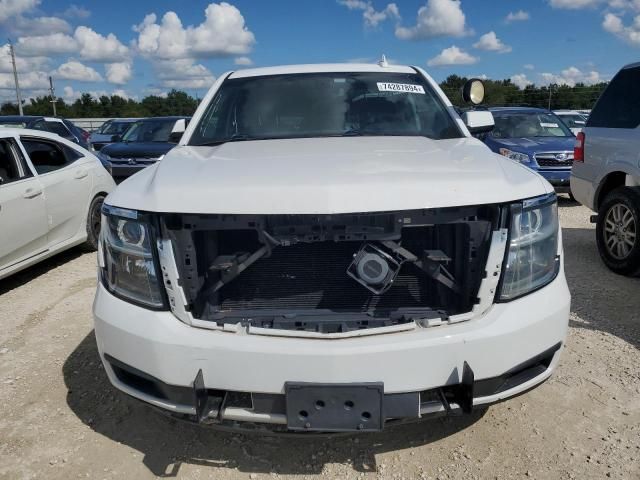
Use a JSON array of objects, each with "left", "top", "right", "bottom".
[{"left": 0, "top": 199, "right": 638, "bottom": 480}]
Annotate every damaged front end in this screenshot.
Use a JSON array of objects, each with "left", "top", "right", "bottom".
[{"left": 158, "top": 205, "right": 506, "bottom": 335}]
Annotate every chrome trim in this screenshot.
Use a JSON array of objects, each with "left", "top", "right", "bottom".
[{"left": 533, "top": 151, "right": 574, "bottom": 170}]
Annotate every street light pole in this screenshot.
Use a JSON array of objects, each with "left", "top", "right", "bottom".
[
  {"left": 8, "top": 40, "right": 24, "bottom": 115},
  {"left": 49, "top": 76, "right": 57, "bottom": 117}
]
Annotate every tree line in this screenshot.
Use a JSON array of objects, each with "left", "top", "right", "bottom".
[{"left": 0, "top": 76, "right": 608, "bottom": 119}]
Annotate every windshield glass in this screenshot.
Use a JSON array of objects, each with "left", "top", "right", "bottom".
[
  {"left": 122, "top": 119, "right": 175, "bottom": 142},
  {"left": 490, "top": 112, "right": 573, "bottom": 138},
  {"left": 189, "top": 72, "right": 462, "bottom": 145},
  {"left": 101, "top": 121, "right": 133, "bottom": 135},
  {"left": 557, "top": 114, "right": 587, "bottom": 128}
]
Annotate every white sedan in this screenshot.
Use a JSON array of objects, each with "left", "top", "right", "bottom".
[{"left": 0, "top": 128, "right": 115, "bottom": 280}]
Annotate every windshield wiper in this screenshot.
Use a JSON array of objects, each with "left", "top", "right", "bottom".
[{"left": 193, "top": 134, "right": 259, "bottom": 146}]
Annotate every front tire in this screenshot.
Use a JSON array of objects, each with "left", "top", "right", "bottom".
[
  {"left": 84, "top": 194, "right": 105, "bottom": 251},
  {"left": 596, "top": 187, "right": 640, "bottom": 276}
]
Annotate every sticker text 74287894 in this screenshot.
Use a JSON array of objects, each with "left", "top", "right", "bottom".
[{"left": 377, "top": 83, "right": 425, "bottom": 94}]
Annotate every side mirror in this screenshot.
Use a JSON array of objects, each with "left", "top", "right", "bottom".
[
  {"left": 462, "top": 78, "right": 486, "bottom": 106},
  {"left": 169, "top": 118, "right": 187, "bottom": 144},
  {"left": 462, "top": 110, "right": 495, "bottom": 135},
  {"left": 111, "top": 134, "right": 122, "bottom": 143}
]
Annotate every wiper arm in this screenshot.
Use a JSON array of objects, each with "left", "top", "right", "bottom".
[{"left": 193, "top": 134, "right": 257, "bottom": 146}]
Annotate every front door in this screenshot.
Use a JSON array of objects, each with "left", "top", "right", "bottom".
[
  {"left": 0, "top": 137, "right": 48, "bottom": 271},
  {"left": 18, "top": 137, "right": 92, "bottom": 248}
]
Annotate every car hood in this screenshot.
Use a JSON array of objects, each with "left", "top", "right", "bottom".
[
  {"left": 490, "top": 136, "right": 575, "bottom": 153},
  {"left": 101, "top": 141, "right": 174, "bottom": 160},
  {"left": 106, "top": 136, "right": 551, "bottom": 214}
]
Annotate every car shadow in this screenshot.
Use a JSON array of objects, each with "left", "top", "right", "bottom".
[
  {"left": 0, "top": 247, "right": 85, "bottom": 296},
  {"left": 562, "top": 226, "right": 640, "bottom": 349},
  {"left": 63, "top": 331, "right": 487, "bottom": 477},
  {"left": 557, "top": 195, "right": 580, "bottom": 207}
]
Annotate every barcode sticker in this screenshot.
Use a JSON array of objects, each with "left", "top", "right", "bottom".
[{"left": 377, "top": 83, "right": 425, "bottom": 94}]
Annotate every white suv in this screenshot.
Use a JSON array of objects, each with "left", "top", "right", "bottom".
[
  {"left": 571, "top": 62, "right": 640, "bottom": 276},
  {"left": 93, "top": 64, "right": 570, "bottom": 432}
]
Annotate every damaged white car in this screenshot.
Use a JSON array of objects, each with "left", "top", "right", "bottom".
[{"left": 93, "top": 64, "right": 570, "bottom": 432}]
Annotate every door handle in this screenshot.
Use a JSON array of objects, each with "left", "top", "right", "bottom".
[
  {"left": 23, "top": 187, "right": 43, "bottom": 199},
  {"left": 74, "top": 169, "right": 88, "bottom": 179}
]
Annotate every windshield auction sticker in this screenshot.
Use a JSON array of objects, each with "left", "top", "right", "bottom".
[{"left": 377, "top": 83, "right": 425, "bottom": 94}]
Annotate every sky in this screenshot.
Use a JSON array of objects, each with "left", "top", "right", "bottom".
[{"left": 0, "top": 0, "right": 639, "bottom": 104}]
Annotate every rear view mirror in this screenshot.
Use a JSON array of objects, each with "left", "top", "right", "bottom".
[
  {"left": 169, "top": 118, "right": 187, "bottom": 143},
  {"left": 462, "top": 79, "right": 486, "bottom": 105},
  {"left": 462, "top": 110, "right": 494, "bottom": 135}
]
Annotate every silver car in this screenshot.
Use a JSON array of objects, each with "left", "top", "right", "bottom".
[{"left": 571, "top": 62, "right": 640, "bottom": 276}]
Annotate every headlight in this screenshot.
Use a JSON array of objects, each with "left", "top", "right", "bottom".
[
  {"left": 100, "top": 205, "right": 165, "bottom": 309},
  {"left": 499, "top": 148, "right": 530, "bottom": 163},
  {"left": 499, "top": 194, "right": 559, "bottom": 301}
]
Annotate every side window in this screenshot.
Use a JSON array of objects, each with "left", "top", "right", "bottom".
[
  {"left": 0, "top": 139, "right": 30, "bottom": 185},
  {"left": 588, "top": 67, "right": 640, "bottom": 129},
  {"left": 20, "top": 138, "right": 78, "bottom": 174},
  {"left": 45, "top": 121, "right": 73, "bottom": 138}
]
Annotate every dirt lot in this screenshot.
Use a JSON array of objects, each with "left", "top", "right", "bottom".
[{"left": 1, "top": 199, "right": 638, "bottom": 480}]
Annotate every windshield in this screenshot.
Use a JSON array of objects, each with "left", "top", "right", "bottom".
[
  {"left": 557, "top": 113, "right": 587, "bottom": 129},
  {"left": 0, "top": 122, "right": 27, "bottom": 128},
  {"left": 122, "top": 119, "right": 175, "bottom": 142},
  {"left": 490, "top": 112, "right": 573, "bottom": 138},
  {"left": 101, "top": 121, "right": 133, "bottom": 135},
  {"left": 189, "top": 72, "right": 462, "bottom": 145}
]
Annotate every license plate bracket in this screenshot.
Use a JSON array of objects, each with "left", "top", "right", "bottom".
[{"left": 285, "top": 382, "right": 384, "bottom": 432}]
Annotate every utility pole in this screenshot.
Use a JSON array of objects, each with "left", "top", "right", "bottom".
[
  {"left": 49, "top": 76, "right": 57, "bottom": 117},
  {"left": 8, "top": 40, "right": 23, "bottom": 115},
  {"left": 547, "top": 84, "right": 556, "bottom": 110}
]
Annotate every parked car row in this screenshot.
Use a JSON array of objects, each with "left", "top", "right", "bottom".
[
  {"left": 0, "top": 116, "right": 90, "bottom": 149},
  {"left": 95, "top": 117, "right": 189, "bottom": 183}
]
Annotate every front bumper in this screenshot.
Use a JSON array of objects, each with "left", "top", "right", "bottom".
[
  {"left": 109, "top": 162, "right": 156, "bottom": 183},
  {"left": 93, "top": 267, "right": 570, "bottom": 429},
  {"left": 538, "top": 169, "right": 572, "bottom": 192}
]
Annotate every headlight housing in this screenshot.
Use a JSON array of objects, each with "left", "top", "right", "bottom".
[
  {"left": 100, "top": 205, "right": 166, "bottom": 309},
  {"left": 499, "top": 194, "right": 559, "bottom": 301},
  {"left": 499, "top": 148, "right": 530, "bottom": 163}
]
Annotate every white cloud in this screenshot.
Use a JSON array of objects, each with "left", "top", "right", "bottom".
[
  {"left": 396, "top": 0, "right": 470, "bottom": 40},
  {"left": 105, "top": 62, "right": 132, "bottom": 84},
  {"left": 16, "top": 33, "right": 77, "bottom": 56},
  {"left": 111, "top": 89, "right": 137, "bottom": 100},
  {"left": 0, "top": 70, "right": 49, "bottom": 90},
  {"left": 0, "top": 44, "right": 49, "bottom": 73},
  {"left": 549, "top": 0, "right": 601, "bottom": 8},
  {"left": 511, "top": 74, "right": 532, "bottom": 89},
  {"left": 524, "top": 64, "right": 535, "bottom": 70},
  {"left": 234, "top": 56, "right": 253, "bottom": 66},
  {"left": 16, "top": 27, "right": 130, "bottom": 62},
  {"left": 74, "top": 26, "right": 130, "bottom": 62},
  {"left": 0, "top": 0, "right": 39, "bottom": 22},
  {"left": 53, "top": 60, "right": 103, "bottom": 82},
  {"left": 62, "top": 5, "right": 91, "bottom": 19},
  {"left": 134, "top": 2, "right": 255, "bottom": 60},
  {"left": 603, "top": 12, "right": 640, "bottom": 45},
  {"left": 473, "top": 31, "right": 512, "bottom": 53},
  {"left": 154, "top": 58, "right": 216, "bottom": 89},
  {"left": 505, "top": 10, "right": 530, "bottom": 23},
  {"left": 427, "top": 45, "right": 478, "bottom": 66},
  {"left": 62, "top": 85, "right": 80, "bottom": 103},
  {"left": 337, "top": 1, "right": 400, "bottom": 27},
  {"left": 11, "top": 15, "right": 71, "bottom": 36},
  {"left": 539, "top": 66, "right": 605, "bottom": 86}
]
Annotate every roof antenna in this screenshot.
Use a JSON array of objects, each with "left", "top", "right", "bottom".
[{"left": 378, "top": 54, "right": 389, "bottom": 68}]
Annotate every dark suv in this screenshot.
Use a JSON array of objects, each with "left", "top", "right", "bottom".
[{"left": 0, "top": 116, "right": 89, "bottom": 149}]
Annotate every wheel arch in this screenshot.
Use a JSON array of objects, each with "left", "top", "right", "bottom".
[{"left": 595, "top": 171, "right": 632, "bottom": 210}]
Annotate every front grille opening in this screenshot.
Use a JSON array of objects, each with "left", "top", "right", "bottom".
[{"left": 163, "top": 208, "right": 497, "bottom": 332}]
